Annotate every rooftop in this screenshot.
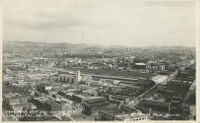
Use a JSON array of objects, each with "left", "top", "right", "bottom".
[
  {"left": 84, "top": 97, "right": 106, "bottom": 104},
  {"left": 116, "top": 112, "right": 147, "bottom": 120},
  {"left": 4, "top": 93, "right": 21, "bottom": 99},
  {"left": 33, "top": 97, "right": 50, "bottom": 102},
  {"left": 135, "top": 63, "right": 146, "bottom": 66}
]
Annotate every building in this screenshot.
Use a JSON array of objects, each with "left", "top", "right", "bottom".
[
  {"left": 146, "top": 61, "right": 166, "bottom": 71},
  {"left": 17, "top": 80, "right": 29, "bottom": 86},
  {"left": 82, "top": 97, "right": 109, "bottom": 115},
  {"left": 4, "top": 93, "right": 28, "bottom": 105},
  {"left": 122, "top": 56, "right": 136, "bottom": 64},
  {"left": 59, "top": 74, "right": 75, "bottom": 83},
  {"left": 71, "top": 94, "right": 87, "bottom": 103},
  {"left": 76, "top": 70, "right": 81, "bottom": 82},
  {"left": 134, "top": 63, "right": 146, "bottom": 69},
  {"left": 117, "top": 112, "right": 148, "bottom": 121},
  {"left": 138, "top": 99, "right": 170, "bottom": 113},
  {"left": 58, "top": 71, "right": 82, "bottom": 84},
  {"left": 30, "top": 97, "right": 51, "bottom": 110},
  {"left": 32, "top": 57, "right": 56, "bottom": 65},
  {"left": 6, "top": 63, "right": 28, "bottom": 71},
  {"left": 99, "top": 110, "right": 116, "bottom": 120},
  {"left": 31, "top": 97, "right": 62, "bottom": 111},
  {"left": 36, "top": 84, "right": 53, "bottom": 94},
  {"left": 159, "top": 64, "right": 166, "bottom": 71},
  {"left": 3, "top": 93, "right": 29, "bottom": 110},
  {"left": 98, "top": 106, "right": 148, "bottom": 121},
  {"left": 81, "top": 74, "right": 92, "bottom": 81},
  {"left": 12, "top": 103, "right": 37, "bottom": 113},
  {"left": 44, "top": 85, "right": 53, "bottom": 91}
]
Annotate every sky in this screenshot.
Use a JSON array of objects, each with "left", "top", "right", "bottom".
[{"left": 3, "top": 0, "right": 196, "bottom": 47}]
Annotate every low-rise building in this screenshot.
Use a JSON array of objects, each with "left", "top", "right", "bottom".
[
  {"left": 82, "top": 97, "right": 109, "bottom": 115},
  {"left": 138, "top": 99, "right": 170, "bottom": 113},
  {"left": 4, "top": 93, "right": 28, "bottom": 107},
  {"left": 98, "top": 106, "right": 148, "bottom": 121},
  {"left": 30, "top": 97, "right": 63, "bottom": 111},
  {"left": 134, "top": 63, "right": 146, "bottom": 69}
]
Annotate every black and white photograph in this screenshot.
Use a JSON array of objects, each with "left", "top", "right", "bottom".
[{"left": 2, "top": 0, "right": 197, "bottom": 121}]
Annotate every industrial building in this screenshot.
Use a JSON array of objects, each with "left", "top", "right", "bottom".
[
  {"left": 138, "top": 99, "right": 170, "bottom": 113},
  {"left": 82, "top": 97, "right": 110, "bottom": 115},
  {"left": 58, "top": 71, "right": 81, "bottom": 84}
]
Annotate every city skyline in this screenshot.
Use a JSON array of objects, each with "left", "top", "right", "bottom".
[
  {"left": 2, "top": 39, "right": 196, "bottom": 121},
  {"left": 3, "top": 0, "right": 195, "bottom": 47}
]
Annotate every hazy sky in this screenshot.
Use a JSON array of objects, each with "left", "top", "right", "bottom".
[{"left": 3, "top": 0, "right": 195, "bottom": 47}]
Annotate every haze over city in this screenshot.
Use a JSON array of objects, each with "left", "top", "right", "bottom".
[{"left": 3, "top": 0, "right": 195, "bottom": 47}]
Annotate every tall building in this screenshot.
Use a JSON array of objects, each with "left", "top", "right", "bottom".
[{"left": 76, "top": 70, "right": 81, "bottom": 82}]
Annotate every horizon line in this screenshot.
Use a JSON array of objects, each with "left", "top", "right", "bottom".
[{"left": 3, "top": 40, "right": 195, "bottom": 48}]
